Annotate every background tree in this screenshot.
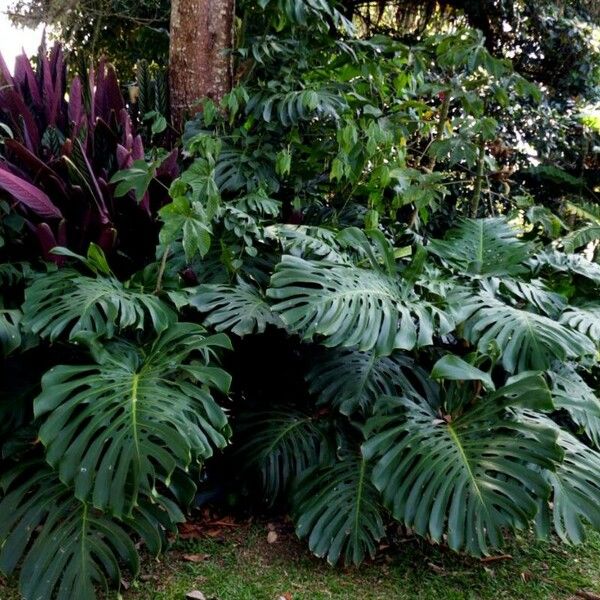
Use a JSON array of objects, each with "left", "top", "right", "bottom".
[{"left": 169, "top": 0, "right": 236, "bottom": 128}]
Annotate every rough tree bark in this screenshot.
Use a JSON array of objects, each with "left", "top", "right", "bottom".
[{"left": 169, "top": 0, "right": 235, "bottom": 129}]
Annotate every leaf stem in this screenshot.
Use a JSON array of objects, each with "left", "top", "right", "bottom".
[
  {"left": 470, "top": 138, "right": 486, "bottom": 218},
  {"left": 154, "top": 244, "right": 171, "bottom": 295}
]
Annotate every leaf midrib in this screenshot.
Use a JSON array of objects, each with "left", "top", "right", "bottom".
[{"left": 447, "top": 422, "right": 486, "bottom": 509}]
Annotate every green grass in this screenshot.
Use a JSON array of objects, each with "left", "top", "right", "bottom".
[{"left": 2, "top": 521, "right": 600, "bottom": 599}]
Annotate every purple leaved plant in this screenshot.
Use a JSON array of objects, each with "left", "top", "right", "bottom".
[{"left": 0, "top": 42, "right": 177, "bottom": 275}]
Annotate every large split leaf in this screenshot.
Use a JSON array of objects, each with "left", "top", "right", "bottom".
[
  {"left": 23, "top": 269, "right": 176, "bottom": 341},
  {"left": 559, "top": 304, "right": 600, "bottom": 346},
  {"left": 457, "top": 289, "right": 595, "bottom": 372},
  {"left": 363, "top": 377, "right": 561, "bottom": 555},
  {"left": 539, "top": 429, "right": 600, "bottom": 544},
  {"left": 307, "top": 348, "right": 437, "bottom": 415},
  {"left": 428, "top": 218, "right": 531, "bottom": 277},
  {"left": 189, "top": 278, "right": 283, "bottom": 336},
  {"left": 264, "top": 224, "right": 345, "bottom": 262},
  {"left": 0, "top": 461, "right": 138, "bottom": 600},
  {"left": 549, "top": 363, "right": 600, "bottom": 447},
  {"left": 292, "top": 454, "right": 385, "bottom": 566},
  {"left": 236, "top": 409, "right": 332, "bottom": 504},
  {"left": 268, "top": 255, "right": 453, "bottom": 354},
  {"left": 529, "top": 250, "right": 600, "bottom": 285},
  {"left": 521, "top": 411, "right": 600, "bottom": 544},
  {"left": 34, "top": 323, "right": 232, "bottom": 517}
]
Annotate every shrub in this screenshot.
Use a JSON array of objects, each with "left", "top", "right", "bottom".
[{"left": 1, "top": 3, "right": 600, "bottom": 599}]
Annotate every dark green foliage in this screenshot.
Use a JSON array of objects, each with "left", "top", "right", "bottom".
[
  {"left": 2, "top": 0, "right": 600, "bottom": 598},
  {"left": 293, "top": 455, "right": 386, "bottom": 565}
]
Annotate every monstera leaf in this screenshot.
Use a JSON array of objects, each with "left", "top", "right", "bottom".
[
  {"left": 0, "top": 461, "right": 138, "bottom": 600},
  {"left": 264, "top": 224, "right": 345, "bottom": 262},
  {"left": 540, "top": 429, "right": 600, "bottom": 543},
  {"left": 268, "top": 255, "right": 453, "bottom": 354},
  {"left": 363, "top": 375, "right": 561, "bottom": 555},
  {"left": 428, "top": 218, "right": 531, "bottom": 277},
  {"left": 520, "top": 412, "right": 600, "bottom": 544},
  {"left": 307, "top": 348, "right": 438, "bottom": 415},
  {"left": 529, "top": 250, "right": 600, "bottom": 285},
  {"left": 23, "top": 269, "right": 176, "bottom": 341},
  {"left": 236, "top": 409, "right": 332, "bottom": 504},
  {"left": 497, "top": 278, "right": 566, "bottom": 317},
  {"left": 0, "top": 307, "right": 21, "bottom": 355},
  {"left": 559, "top": 304, "right": 600, "bottom": 346},
  {"left": 34, "top": 323, "right": 232, "bottom": 517},
  {"left": 457, "top": 289, "right": 595, "bottom": 372},
  {"left": 292, "top": 454, "right": 386, "bottom": 566},
  {"left": 549, "top": 363, "right": 600, "bottom": 447},
  {"left": 189, "top": 278, "right": 283, "bottom": 336}
]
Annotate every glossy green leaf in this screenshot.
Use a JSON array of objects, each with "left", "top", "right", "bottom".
[
  {"left": 190, "top": 279, "right": 283, "bottom": 336},
  {"left": 307, "top": 348, "right": 437, "bottom": 415},
  {"left": 292, "top": 455, "right": 385, "bottom": 566},
  {"left": 428, "top": 218, "right": 532, "bottom": 277},
  {"left": 431, "top": 354, "right": 495, "bottom": 391},
  {"left": 549, "top": 363, "right": 600, "bottom": 448},
  {"left": 0, "top": 461, "right": 138, "bottom": 600},
  {"left": 23, "top": 269, "right": 176, "bottom": 341},
  {"left": 34, "top": 324, "right": 232, "bottom": 517},
  {"left": 363, "top": 386, "right": 561, "bottom": 555},
  {"left": 268, "top": 255, "right": 453, "bottom": 354},
  {"left": 457, "top": 289, "right": 595, "bottom": 372},
  {"left": 236, "top": 409, "right": 331, "bottom": 504}
]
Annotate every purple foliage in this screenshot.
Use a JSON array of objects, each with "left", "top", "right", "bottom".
[{"left": 0, "top": 42, "right": 178, "bottom": 273}]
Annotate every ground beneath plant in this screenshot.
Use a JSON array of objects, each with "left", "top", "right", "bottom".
[{"left": 2, "top": 514, "right": 600, "bottom": 599}]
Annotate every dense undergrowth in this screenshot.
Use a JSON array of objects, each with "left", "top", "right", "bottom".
[{"left": 1, "top": 1, "right": 600, "bottom": 599}]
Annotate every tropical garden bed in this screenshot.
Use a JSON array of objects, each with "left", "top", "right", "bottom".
[{"left": 1, "top": 1, "right": 600, "bottom": 599}]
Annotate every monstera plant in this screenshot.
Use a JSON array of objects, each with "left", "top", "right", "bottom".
[{"left": 1, "top": 1, "right": 600, "bottom": 599}]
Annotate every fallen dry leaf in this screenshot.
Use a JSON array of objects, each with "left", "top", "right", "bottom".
[
  {"left": 205, "top": 528, "right": 224, "bottom": 538},
  {"left": 480, "top": 554, "right": 513, "bottom": 563},
  {"left": 276, "top": 593, "right": 293, "bottom": 600},
  {"left": 427, "top": 562, "right": 445, "bottom": 574},
  {"left": 185, "top": 591, "right": 207, "bottom": 600},
  {"left": 575, "top": 592, "right": 600, "bottom": 600},
  {"left": 267, "top": 530, "right": 278, "bottom": 544},
  {"left": 182, "top": 553, "right": 210, "bottom": 563}
]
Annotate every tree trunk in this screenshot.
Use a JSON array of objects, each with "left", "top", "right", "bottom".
[{"left": 169, "top": 0, "right": 235, "bottom": 129}]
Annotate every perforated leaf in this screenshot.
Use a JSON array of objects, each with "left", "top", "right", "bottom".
[
  {"left": 236, "top": 409, "right": 331, "bottom": 504},
  {"left": 457, "top": 289, "right": 595, "bottom": 372},
  {"left": 190, "top": 279, "right": 283, "bottom": 336},
  {"left": 307, "top": 348, "right": 437, "bottom": 415},
  {"left": 428, "top": 218, "right": 531, "bottom": 277},
  {"left": 363, "top": 378, "right": 561, "bottom": 556},
  {"left": 549, "top": 363, "right": 600, "bottom": 448},
  {"left": 0, "top": 461, "right": 138, "bottom": 600},
  {"left": 560, "top": 304, "right": 600, "bottom": 346}
]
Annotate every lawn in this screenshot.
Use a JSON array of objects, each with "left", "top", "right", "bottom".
[
  {"left": 0, "top": 521, "right": 600, "bottom": 600},
  {"left": 2, "top": 517, "right": 600, "bottom": 600}
]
